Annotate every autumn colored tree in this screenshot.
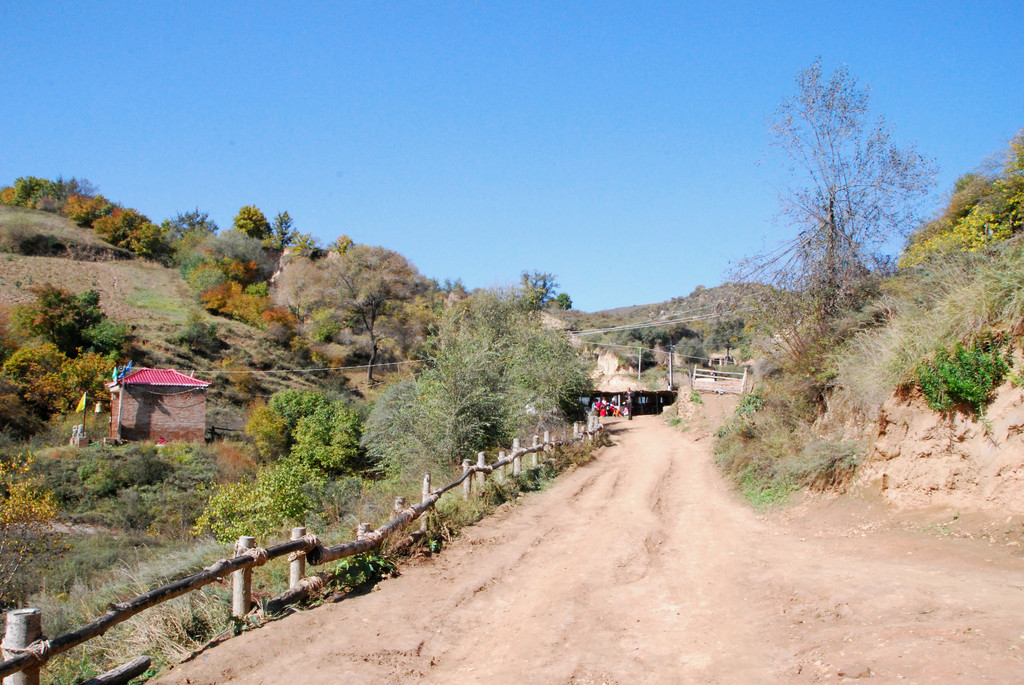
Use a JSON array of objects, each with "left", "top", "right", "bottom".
[
  {"left": 62, "top": 193, "right": 113, "bottom": 227},
  {"left": 902, "top": 129, "right": 1024, "bottom": 265},
  {"left": 93, "top": 207, "right": 170, "bottom": 261},
  {"left": 6, "top": 176, "right": 50, "bottom": 207},
  {"left": 0, "top": 456, "right": 61, "bottom": 606},
  {"left": 232, "top": 205, "right": 271, "bottom": 241},
  {"left": 329, "top": 234, "right": 354, "bottom": 254},
  {"left": 1, "top": 343, "right": 109, "bottom": 418}
]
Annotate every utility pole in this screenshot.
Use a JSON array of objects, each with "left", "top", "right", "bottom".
[
  {"left": 637, "top": 346, "right": 642, "bottom": 381},
  {"left": 668, "top": 344, "right": 675, "bottom": 390}
]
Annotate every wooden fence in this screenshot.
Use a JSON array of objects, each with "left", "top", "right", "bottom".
[{"left": 0, "top": 417, "right": 604, "bottom": 685}]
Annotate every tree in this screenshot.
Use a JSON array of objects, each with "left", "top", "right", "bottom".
[
  {"left": 7, "top": 177, "right": 50, "bottom": 207},
  {"left": 266, "top": 211, "right": 297, "bottom": 249},
  {"left": 902, "top": 129, "right": 1024, "bottom": 265},
  {"left": 232, "top": 205, "right": 270, "bottom": 241},
  {"left": 291, "top": 402, "right": 364, "bottom": 473},
  {"left": 12, "top": 286, "right": 105, "bottom": 357},
  {"left": 277, "top": 245, "right": 424, "bottom": 382},
  {"left": 0, "top": 457, "right": 61, "bottom": 606},
  {"left": 554, "top": 292, "right": 573, "bottom": 310},
  {"left": 751, "top": 58, "right": 936, "bottom": 321},
  {"left": 519, "top": 271, "right": 559, "bottom": 310},
  {"left": 93, "top": 207, "right": 170, "bottom": 261},
  {"left": 362, "top": 289, "right": 593, "bottom": 482},
  {"left": 62, "top": 193, "right": 112, "bottom": 227},
  {"left": 706, "top": 317, "right": 746, "bottom": 356},
  {"left": 48, "top": 176, "right": 97, "bottom": 206},
  {"left": 162, "top": 208, "right": 218, "bottom": 246}
]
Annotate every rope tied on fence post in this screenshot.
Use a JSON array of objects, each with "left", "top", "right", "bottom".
[
  {"left": 0, "top": 638, "right": 52, "bottom": 665},
  {"left": 302, "top": 575, "right": 325, "bottom": 593},
  {"left": 233, "top": 543, "right": 270, "bottom": 567},
  {"left": 286, "top": 534, "right": 320, "bottom": 562}
]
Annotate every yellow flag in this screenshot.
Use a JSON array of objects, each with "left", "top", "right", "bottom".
[{"left": 76, "top": 392, "right": 88, "bottom": 413}]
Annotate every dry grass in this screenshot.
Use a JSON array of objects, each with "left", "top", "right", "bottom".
[
  {"left": 0, "top": 205, "right": 116, "bottom": 253},
  {"left": 0, "top": 205, "right": 193, "bottom": 324},
  {"left": 0, "top": 255, "right": 192, "bottom": 324},
  {"left": 34, "top": 539, "right": 233, "bottom": 684},
  {"left": 836, "top": 240, "right": 1024, "bottom": 410}
]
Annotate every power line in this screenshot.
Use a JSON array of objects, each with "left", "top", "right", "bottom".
[
  {"left": 573, "top": 307, "right": 755, "bottom": 338},
  {"left": 573, "top": 305, "right": 717, "bottom": 336},
  {"left": 578, "top": 339, "right": 713, "bottom": 364},
  {"left": 201, "top": 359, "right": 425, "bottom": 375}
]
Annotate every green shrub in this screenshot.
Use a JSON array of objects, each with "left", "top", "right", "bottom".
[
  {"left": 192, "top": 458, "right": 324, "bottom": 543},
  {"left": 736, "top": 390, "right": 765, "bottom": 417},
  {"left": 915, "top": 342, "right": 1010, "bottom": 415},
  {"left": 329, "top": 553, "right": 398, "bottom": 592},
  {"left": 174, "top": 318, "right": 222, "bottom": 357},
  {"left": 291, "top": 402, "right": 364, "bottom": 473}
]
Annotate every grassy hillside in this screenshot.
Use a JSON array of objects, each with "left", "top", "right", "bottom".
[
  {"left": 0, "top": 205, "right": 192, "bottom": 322},
  {"left": 0, "top": 207, "right": 374, "bottom": 434},
  {"left": 0, "top": 204, "right": 129, "bottom": 256}
]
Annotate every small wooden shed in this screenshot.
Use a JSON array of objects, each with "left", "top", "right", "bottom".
[{"left": 106, "top": 368, "right": 210, "bottom": 443}]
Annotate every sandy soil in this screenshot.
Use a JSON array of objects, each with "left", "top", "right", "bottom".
[{"left": 155, "top": 413, "right": 1024, "bottom": 684}]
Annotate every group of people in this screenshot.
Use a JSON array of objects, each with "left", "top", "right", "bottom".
[{"left": 591, "top": 389, "right": 634, "bottom": 421}]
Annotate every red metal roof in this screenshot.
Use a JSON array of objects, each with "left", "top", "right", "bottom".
[{"left": 107, "top": 368, "right": 210, "bottom": 388}]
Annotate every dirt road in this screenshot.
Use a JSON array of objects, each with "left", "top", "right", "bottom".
[{"left": 156, "top": 414, "right": 1024, "bottom": 683}]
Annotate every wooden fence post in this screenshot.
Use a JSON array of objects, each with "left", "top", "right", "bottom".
[
  {"left": 421, "top": 474, "right": 431, "bottom": 533},
  {"left": 512, "top": 439, "right": 521, "bottom": 477},
  {"left": 531, "top": 435, "right": 539, "bottom": 467},
  {"left": 289, "top": 527, "right": 306, "bottom": 590},
  {"left": 543, "top": 430, "right": 550, "bottom": 451},
  {"left": 394, "top": 497, "right": 406, "bottom": 514},
  {"left": 476, "top": 451, "right": 486, "bottom": 490},
  {"left": 232, "top": 536, "right": 255, "bottom": 618},
  {"left": 497, "top": 451, "right": 506, "bottom": 482},
  {"left": 573, "top": 422, "right": 580, "bottom": 439},
  {"left": 3, "top": 608, "right": 42, "bottom": 685},
  {"left": 462, "top": 460, "right": 472, "bottom": 500}
]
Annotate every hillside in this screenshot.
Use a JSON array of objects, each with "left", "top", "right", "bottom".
[
  {"left": 549, "top": 283, "right": 752, "bottom": 392},
  {"left": 0, "top": 206, "right": 393, "bottom": 432}
]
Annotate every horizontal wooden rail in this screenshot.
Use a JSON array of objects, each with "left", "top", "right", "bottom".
[{"left": 0, "top": 422, "right": 603, "bottom": 682}]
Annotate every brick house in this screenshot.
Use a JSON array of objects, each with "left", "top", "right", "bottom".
[{"left": 107, "top": 368, "right": 211, "bottom": 443}]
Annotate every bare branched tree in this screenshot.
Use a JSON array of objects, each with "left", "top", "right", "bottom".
[
  {"left": 745, "top": 58, "right": 936, "bottom": 322},
  {"left": 276, "top": 244, "right": 425, "bottom": 382}
]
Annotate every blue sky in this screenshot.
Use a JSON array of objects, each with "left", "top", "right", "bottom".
[{"left": 2, "top": 2, "right": 1022, "bottom": 311}]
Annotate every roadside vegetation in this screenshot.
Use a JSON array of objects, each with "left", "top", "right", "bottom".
[{"left": 716, "top": 58, "right": 1024, "bottom": 505}]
